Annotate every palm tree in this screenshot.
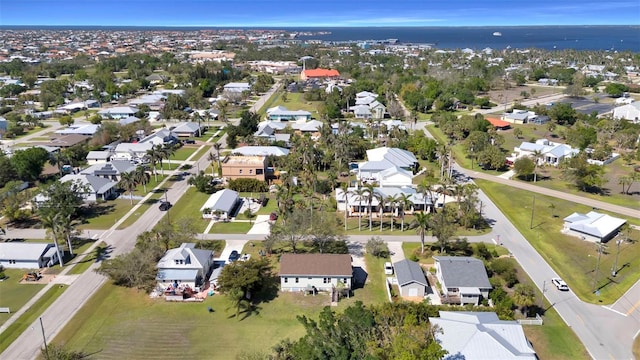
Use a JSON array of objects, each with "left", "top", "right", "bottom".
[
  {"left": 412, "top": 212, "right": 431, "bottom": 254},
  {"left": 215, "top": 100, "right": 230, "bottom": 123},
  {"left": 398, "top": 193, "right": 412, "bottom": 231},
  {"left": 146, "top": 147, "right": 161, "bottom": 181},
  {"left": 340, "top": 183, "right": 350, "bottom": 231},
  {"left": 58, "top": 213, "right": 76, "bottom": 256},
  {"left": 151, "top": 144, "right": 167, "bottom": 176},
  {"left": 118, "top": 172, "right": 138, "bottom": 205},
  {"left": 378, "top": 194, "right": 386, "bottom": 232},
  {"left": 207, "top": 151, "right": 217, "bottom": 176},
  {"left": 133, "top": 166, "right": 150, "bottom": 193},
  {"left": 363, "top": 184, "right": 376, "bottom": 232},
  {"left": 532, "top": 150, "right": 543, "bottom": 182},
  {"left": 213, "top": 142, "right": 223, "bottom": 175},
  {"left": 353, "top": 187, "right": 367, "bottom": 232},
  {"left": 41, "top": 213, "right": 64, "bottom": 266},
  {"left": 452, "top": 183, "right": 465, "bottom": 211},
  {"left": 385, "top": 195, "right": 399, "bottom": 232},
  {"left": 417, "top": 179, "right": 436, "bottom": 213},
  {"left": 49, "top": 151, "right": 68, "bottom": 176},
  {"left": 163, "top": 144, "right": 177, "bottom": 170}
]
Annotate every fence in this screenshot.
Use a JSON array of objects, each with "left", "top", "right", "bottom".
[{"left": 517, "top": 314, "right": 543, "bottom": 325}]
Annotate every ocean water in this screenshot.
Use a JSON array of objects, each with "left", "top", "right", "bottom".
[
  {"left": 288, "top": 26, "right": 640, "bottom": 51},
  {"left": 3, "top": 25, "right": 639, "bottom": 51}
]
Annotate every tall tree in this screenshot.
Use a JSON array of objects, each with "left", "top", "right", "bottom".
[
  {"left": 133, "top": 166, "right": 150, "bottom": 193},
  {"left": 118, "top": 172, "right": 138, "bottom": 205},
  {"left": 364, "top": 184, "right": 376, "bottom": 232},
  {"left": 411, "top": 212, "right": 431, "bottom": 254},
  {"left": 431, "top": 212, "right": 455, "bottom": 254},
  {"left": 10, "top": 147, "right": 50, "bottom": 181}
]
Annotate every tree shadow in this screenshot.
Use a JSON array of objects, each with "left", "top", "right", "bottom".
[
  {"left": 77, "top": 203, "right": 116, "bottom": 224},
  {"left": 144, "top": 198, "right": 160, "bottom": 205}
]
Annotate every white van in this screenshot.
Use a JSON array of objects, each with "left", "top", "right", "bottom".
[{"left": 384, "top": 262, "right": 394, "bottom": 275}]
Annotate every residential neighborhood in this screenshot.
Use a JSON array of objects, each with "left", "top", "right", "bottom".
[{"left": 0, "top": 23, "right": 638, "bottom": 360}]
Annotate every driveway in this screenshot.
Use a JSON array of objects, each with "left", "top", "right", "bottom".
[
  {"left": 217, "top": 239, "right": 248, "bottom": 263},
  {"left": 387, "top": 242, "right": 405, "bottom": 264},
  {"left": 347, "top": 242, "right": 368, "bottom": 287}
]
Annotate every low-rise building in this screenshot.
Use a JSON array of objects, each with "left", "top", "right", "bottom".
[
  {"left": 563, "top": 211, "right": 627, "bottom": 243},
  {"left": 200, "top": 189, "right": 240, "bottom": 219},
  {"left": 221, "top": 155, "right": 266, "bottom": 181},
  {"left": 394, "top": 259, "right": 430, "bottom": 299},
  {"left": 60, "top": 173, "right": 118, "bottom": 202},
  {"left": 156, "top": 243, "right": 215, "bottom": 291},
  {"left": 434, "top": 256, "right": 492, "bottom": 305},
  {"left": 266, "top": 106, "right": 312, "bottom": 122},
  {"left": 0, "top": 242, "right": 59, "bottom": 269},
  {"left": 429, "top": 311, "right": 536, "bottom": 359},
  {"left": 279, "top": 254, "right": 353, "bottom": 292}
]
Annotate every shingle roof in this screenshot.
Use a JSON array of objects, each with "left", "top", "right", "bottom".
[
  {"left": 279, "top": 254, "right": 352, "bottom": 277},
  {"left": 435, "top": 256, "right": 491, "bottom": 289},
  {"left": 394, "top": 259, "right": 428, "bottom": 287}
]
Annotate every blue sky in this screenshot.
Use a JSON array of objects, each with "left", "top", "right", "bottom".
[{"left": 1, "top": 0, "right": 639, "bottom": 27}]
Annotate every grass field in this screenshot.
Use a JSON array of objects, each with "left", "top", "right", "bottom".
[
  {"left": 77, "top": 199, "right": 138, "bottom": 230},
  {"left": 66, "top": 243, "right": 108, "bottom": 275},
  {"left": 166, "top": 187, "right": 211, "bottom": 233},
  {"left": 343, "top": 215, "right": 491, "bottom": 237},
  {"left": 477, "top": 179, "right": 640, "bottom": 304},
  {"left": 0, "top": 269, "right": 45, "bottom": 326},
  {"left": 257, "top": 91, "right": 323, "bottom": 116},
  {"left": 0, "top": 284, "right": 67, "bottom": 354},
  {"left": 208, "top": 221, "right": 252, "bottom": 234},
  {"left": 170, "top": 146, "right": 199, "bottom": 161},
  {"left": 402, "top": 242, "right": 509, "bottom": 264}
]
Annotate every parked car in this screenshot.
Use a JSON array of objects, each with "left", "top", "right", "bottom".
[
  {"left": 159, "top": 201, "right": 172, "bottom": 211},
  {"left": 184, "top": 139, "right": 196, "bottom": 144},
  {"left": 551, "top": 277, "right": 569, "bottom": 291},
  {"left": 384, "top": 262, "right": 394, "bottom": 275},
  {"left": 228, "top": 250, "right": 240, "bottom": 262}
]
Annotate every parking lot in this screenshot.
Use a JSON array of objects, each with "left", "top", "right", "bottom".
[{"left": 557, "top": 95, "right": 615, "bottom": 115}]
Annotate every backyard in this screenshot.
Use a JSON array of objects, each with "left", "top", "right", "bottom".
[
  {"left": 0, "top": 269, "right": 45, "bottom": 326},
  {"left": 257, "top": 91, "right": 324, "bottom": 116}
]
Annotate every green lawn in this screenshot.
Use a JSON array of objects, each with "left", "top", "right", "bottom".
[
  {"left": 477, "top": 179, "right": 640, "bottom": 304},
  {"left": 165, "top": 187, "right": 211, "bottom": 233},
  {"left": 132, "top": 175, "right": 168, "bottom": 196},
  {"left": 66, "top": 243, "right": 108, "bottom": 275},
  {"left": 190, "top": 145, "right": 212, "bottom": 163},
  {"left": 171, "top": 147, "right": 198, "bottom": 161},
  {"left": 52, "top": 280, "right": 383, "bottom": 359},
  {"left": 0, "top": 285, "right": 67, "bottom": 354},
  {"left": 14, "top": 125, "right": 50, "bottom": 139},
  {"left": 0, "top": 269, "right": 46, "bottom": 326},
  {"left": 344, "top": 215, "right": 490, "bottom": 237},
  {"left": 208, "top": 221, "right": 252, "bottom": 234},
  {"left": 77, "top": 199, "right": 138, "bottom": 230},
  {"left": 258, "top": 91, "right": 323, "bottom": 116},
  {"left": 402, "top": 242, "right": 509, "bottom": 264}
]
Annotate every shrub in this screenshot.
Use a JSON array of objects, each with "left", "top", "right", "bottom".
[
  {"left": 228, "top": 178, "right": 268, "bottom": 192},
  {"left": 365, "top": 236, "right": 389, "bottom": 258}
]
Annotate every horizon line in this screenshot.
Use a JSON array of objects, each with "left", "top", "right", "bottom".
[{"left": 1, "top": 24, "right": 638, "bottom": 29}]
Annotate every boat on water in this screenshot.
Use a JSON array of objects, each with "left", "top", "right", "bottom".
[{"left": 493, "top": 32, "right": 502, "bottom": 37}]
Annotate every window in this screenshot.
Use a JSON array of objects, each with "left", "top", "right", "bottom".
[
  {"left": 239, "top": 169, "right": 243, "bottom": 174},
  {"left": 343, "top": 278, "right": 348, "bottom": 283},
  {"left": 284, "top": 277, "right": 288, "bottom": 283},
  {"left": 256, "top": 169, "right": 264, "bottom": 175},
  {"left": 295, "top": 277, "right": 299, "bottom": 283},
  {"left": 249, "top": 169, "right": 253, "bottom": 174},
  {"left": 323, "top": 278, "right": 330, "bottom": 284}
]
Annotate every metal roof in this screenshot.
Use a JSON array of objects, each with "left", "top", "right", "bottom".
[
  {"left": 200, "top": 189, "right": 239, "bottom": 214},
  {"left": 394, "top": 259, "right": 428, "bottom": 287},
  {"left": 0, "top": 242, "right": 53, "bottom": 261}
]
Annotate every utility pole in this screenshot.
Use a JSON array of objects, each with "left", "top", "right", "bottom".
[
  {"left": 529, "top": 195, "right": 536, "bottom": 229},
  {"left": 612, "top": 237, "right": 622, "bottom": 277},
  {"left": 40, "top": 317, "right": 49, "bottom": 360},
  {"left": 592, "top": 242, "right": 604, "bottom": 293}
]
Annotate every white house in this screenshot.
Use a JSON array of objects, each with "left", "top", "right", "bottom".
[
  {"left": 200, "top": 189, "right": 240, "bottom": 220},
  {"left": 434, "top": 256, "right": 492, "bottom": 305},
  {"left": 171, "top": 122, "right": 204, "bottom": 138},
  {"left": 113, "top": 142, "right": 154, "bottom": 161},
  {"left": 266, "top": 106, "right": 312, "bottom": 122},
  {"left": 0, "top": 242, "right": 59, "bottom": 269},
  {"left": 279, "top": 254, "right": 353, "bottom": 292},
  {"left": 429, "top": 311, "right": 536, "bottom": 360},
  {"left": 156, "top": 243, "right": 215, "bottom": 291},
  {"left": 501, "top": 109, "right": 543, "bottom": 124},
  {"left": 231, "top": 146, "right": 289, "bottom": 157},
  {"left": 223, "top": 82, "right": 251, "bottom": 94},
  {"left": 612, "top": 102, "right": 640, "bottom": 123},
  {"left": 60, "top": 174, "right": 118, "bottom": 202},
  {"left": 563, "top": 211, "right": 627, "bottom": 243},
  {"left": 55, "top": 124, "right": 101, "bottom": 136},
  {"left": 98, "top": 106, "right": 138, "bottom": 119},
  {"left": 511, "top": 139, "right": 579, "bottom": 167},
  {"left": 366, "top": 147, "right": 418, "bottom": 170},
  {"left": 86, "top": 150, "right": 111, "bottom": 164},
  {"left": 80, "top": 160, "right": 137, "bottom": 181},
  {"left": 335, "top": 186, "right": 435, "bottom": 216}
]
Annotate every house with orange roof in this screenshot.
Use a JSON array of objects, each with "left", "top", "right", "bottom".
[
  {"left": 486, "top": 117, "right": 511, "bottom": 130},
  {"left": 300, "top": 68, "right": 340, "bottom": 81}
]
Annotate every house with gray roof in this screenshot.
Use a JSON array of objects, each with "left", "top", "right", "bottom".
[
  {"left": 0, "top": 242, "right": 59, "bottom": 269},
  {"left": 366, "top": 147, "right": 418, "bottom": 170},
  {"left": 434, "top": 256, "right": 492, "bottom": 305},
  {"left": 200, "top": 189, "right": 240, "bottom": 220},
  {"left": 394, "top": 259, "right": 430, "bottom": 298},
  {"left": 156, "top": 243, "right": 215, "bottom": 290},
  {"left": 119, "top": 116, "right": 140, "bottom": 126},
  {"left": 429, "top": 311, "right": 536, "bottom": 360},
  {"left": 86, "top": 150, "right": 111, "bottom": 164},
  {"left": 172, "top": 122, "right": 204, "bottom": 138},
  {"left": 80, "top": 160, "right": 137, "bottom": 181},
  {"left": 60, "top": 173, "right": 118, "bottom": 202},
  {"left": 113, "top": 142, "right": 154, "bottom": 161},
  {"left": 510, "top": 139, "right": 579, "bottom": 167},
  {"left": 98, "top": 106, "right": 138, "bottom": 119},
  {"left": 55, "top": 124, "right": 101, "bottom": 136},
  {"left": 563, "top": 211, "right": 626, "bottom": 243}
]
